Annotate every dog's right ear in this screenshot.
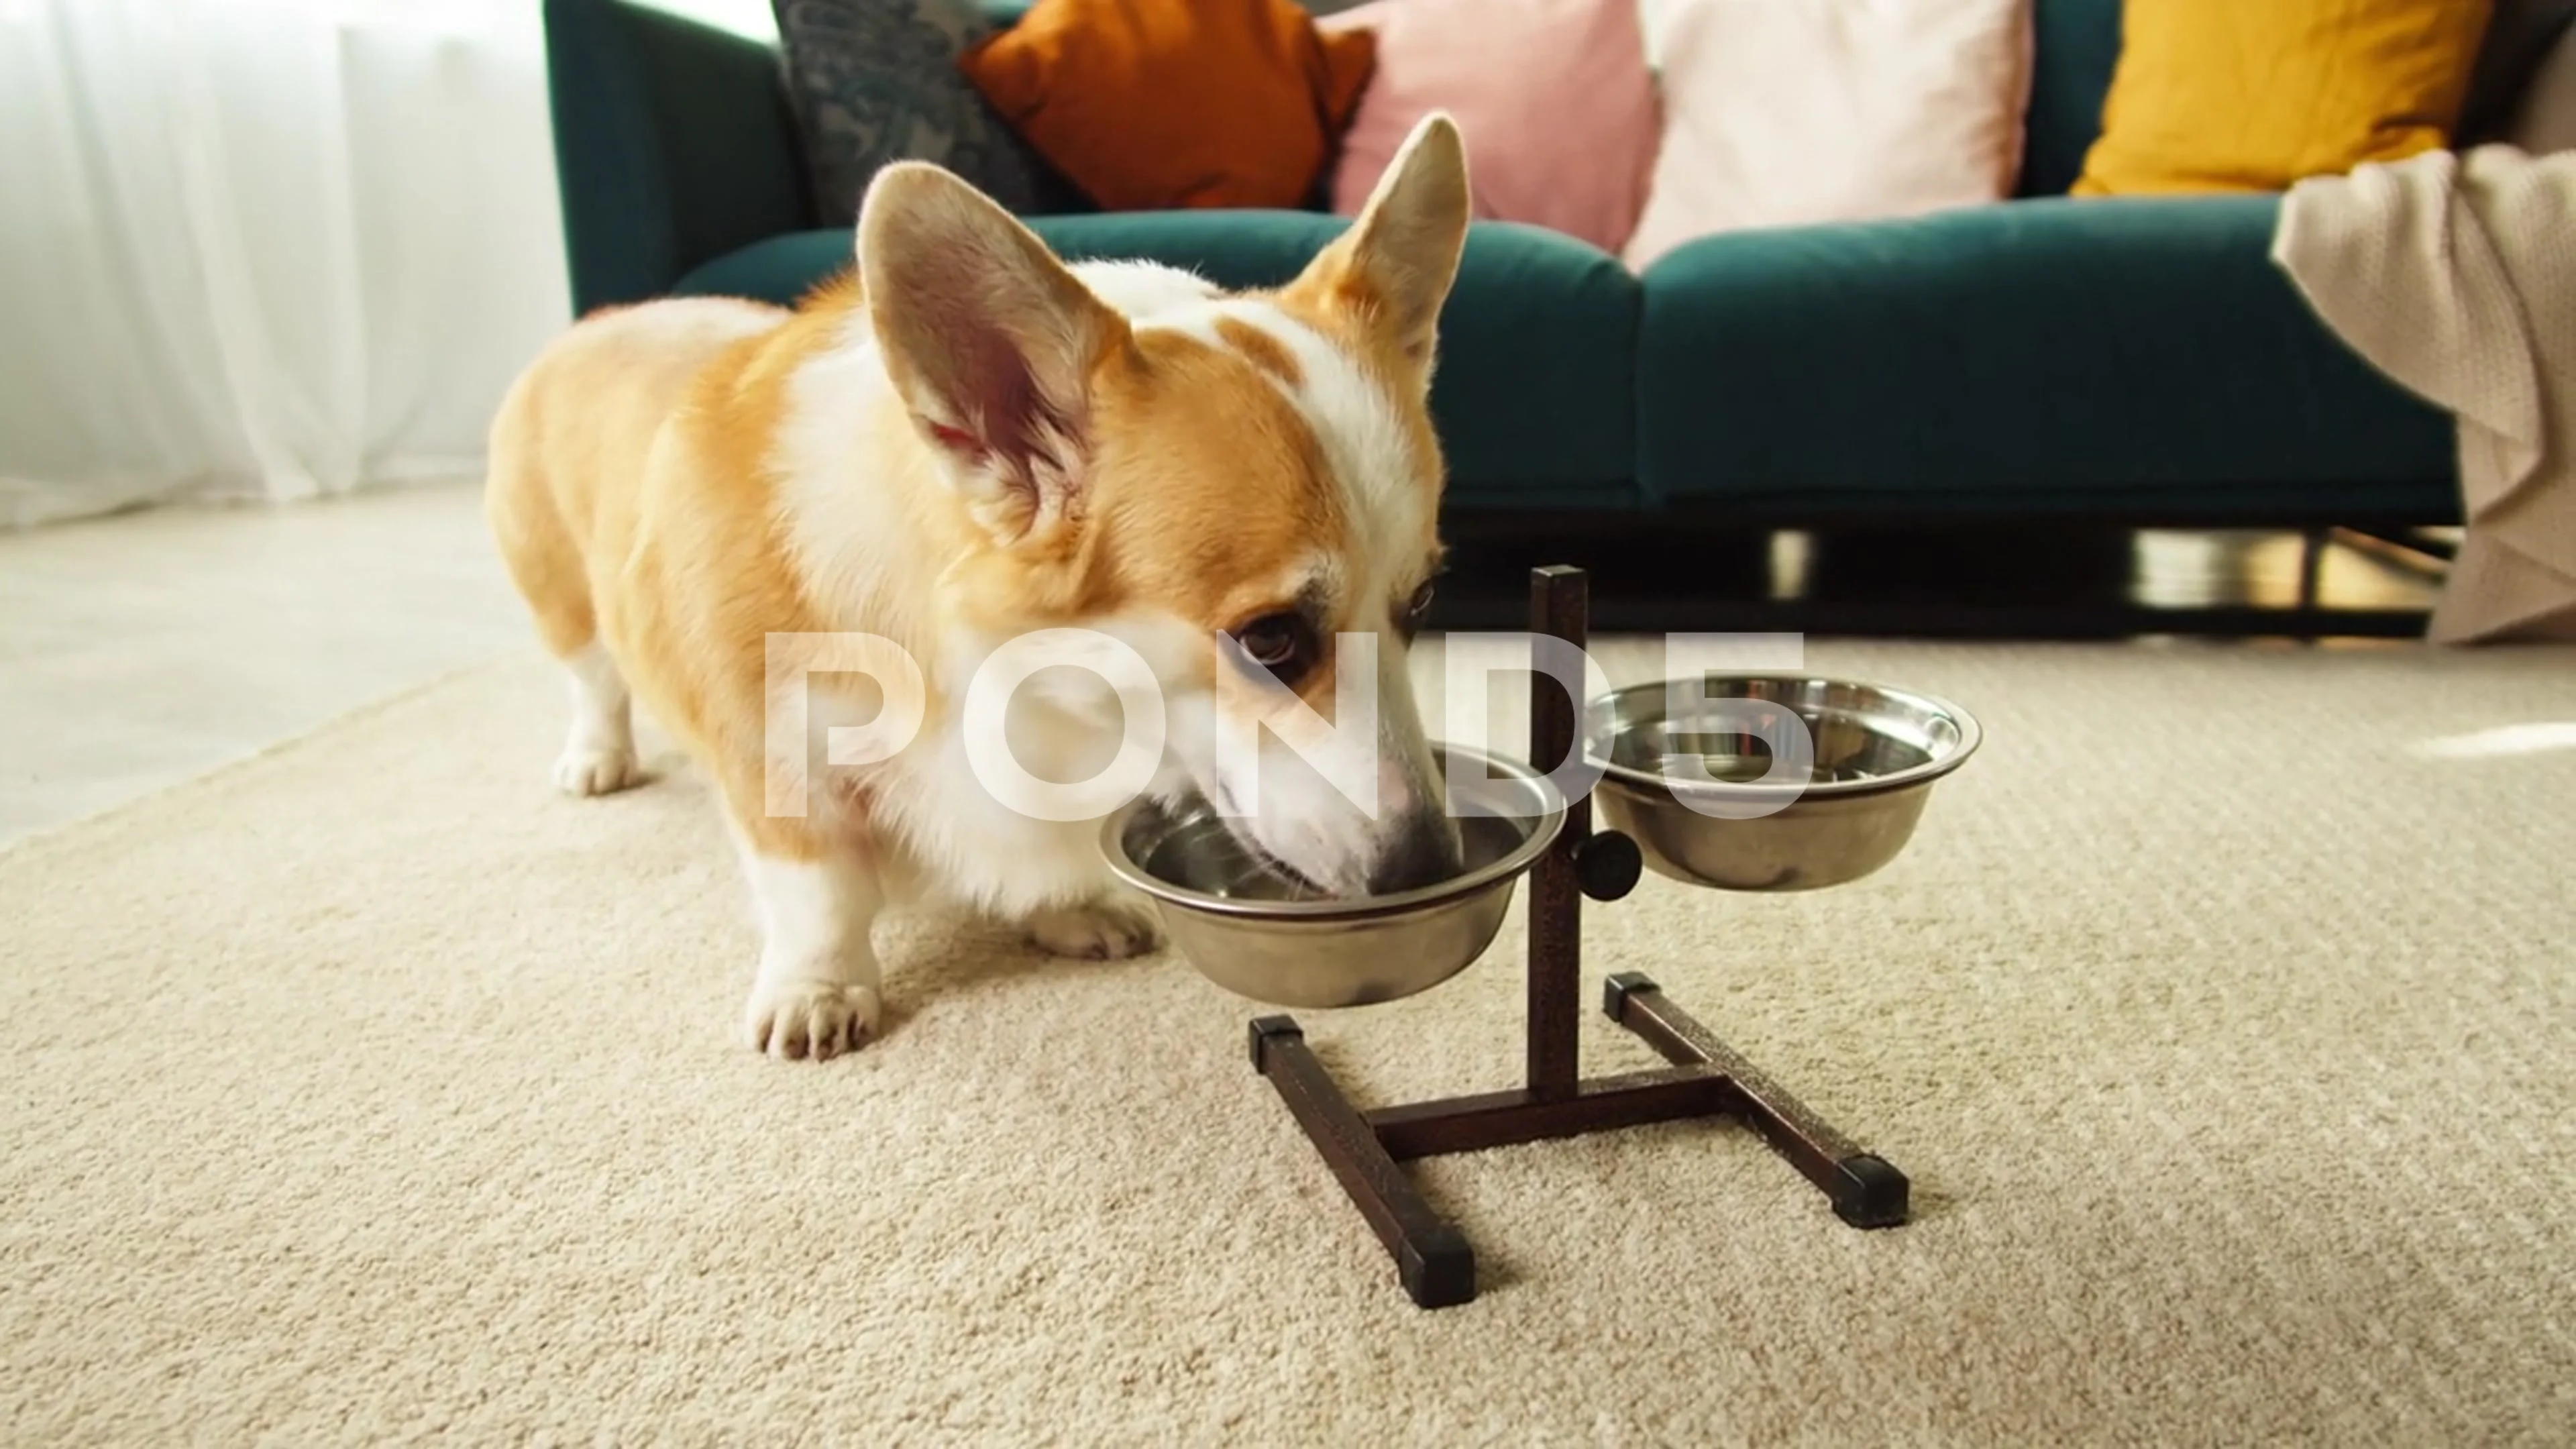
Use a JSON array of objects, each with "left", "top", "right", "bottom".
[{"left": 858, "top": 162, "right": 1134, "bottom": 544}]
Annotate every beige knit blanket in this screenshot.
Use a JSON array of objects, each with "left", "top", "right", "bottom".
[{"left": 2273, "top": 145, "right": 2576, "bottom": 643}]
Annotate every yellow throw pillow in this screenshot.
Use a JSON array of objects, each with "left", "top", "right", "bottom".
[{"left": 2074, "top": 0, "right": 2496, "bottom": 196}]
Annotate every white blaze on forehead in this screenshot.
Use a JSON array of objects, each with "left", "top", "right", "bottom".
[
  {"left": 1069, "top": 259, "right": 1224, "bottom": 321},
  {"left": 1233, "top": 303, "right": 1430, "bottom": 584}
]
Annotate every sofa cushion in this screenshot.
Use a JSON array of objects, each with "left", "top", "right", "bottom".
[
  {"left": 770, "top": 0, "right": 1050, "bottom": 226},
  {"left": 2072, "top": 0, "right": 2491, "bottom": 197},
  {"left": 672, "top": 212, "right": 1639, "bottom": 504},
  {"left": 957, "top": 0, "right": 1376, "bottom": 211},
  {"left": 1634, "top": 195, "right": 2456, "bottom": 517},
  {"left": 1319, "top": 0, "right": 1660, "bottom": 257},
  {"left": 1623, "top": 0, "right": 2033, "bottom": 270}
]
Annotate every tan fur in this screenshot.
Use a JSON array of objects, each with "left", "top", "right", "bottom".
[
  {"left": 490, "top": 296, "right": 840, "bottom": 860},
  {"left": 1213, "top": 316, "right": 1305, "bottom": 388}
]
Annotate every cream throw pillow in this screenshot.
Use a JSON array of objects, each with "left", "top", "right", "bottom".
[{"left": 1623, "top": 0, "right": 2034, "bottom": 270}]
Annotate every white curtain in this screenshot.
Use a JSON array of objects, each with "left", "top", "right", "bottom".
[
  {"left": 0, "top": 0, "right": 1385, "bottom": 531},
  {"left": 0, "top": 0, "right": 572, "bottom": 529}
]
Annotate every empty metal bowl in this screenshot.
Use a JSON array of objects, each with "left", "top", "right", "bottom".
[
  {"left": 1585, "top": 677, "right": 1980, "bottom": 892},
  {"left": 1099, "top": 744, "right": 1566, "bottom": 1008}
]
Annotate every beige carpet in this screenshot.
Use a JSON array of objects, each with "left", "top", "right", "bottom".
[{"left": 6, "top": 638, "right": 2574, "bottom": 1445}]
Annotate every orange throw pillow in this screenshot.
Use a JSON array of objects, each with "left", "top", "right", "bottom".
[{"left": 960, "top": 0, "right": 1376, "bottom": 211}]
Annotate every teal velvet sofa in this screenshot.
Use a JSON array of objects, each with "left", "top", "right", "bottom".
[{"left": 541, "top": 0, "right": 2462, "bottom": 543}]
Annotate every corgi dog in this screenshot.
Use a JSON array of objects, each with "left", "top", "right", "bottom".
[{"left": 485, "top": 114, "right": 1472, "bottom": 1061}]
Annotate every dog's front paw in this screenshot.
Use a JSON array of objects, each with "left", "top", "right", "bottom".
[
  {"left": 743, "top": 977, "right": 882, "bottom": 1061},
  {"left": 553, "top": 743, "right": 643, "bottom": 797},
  {"left": 1025, "top": 895, "right": 1163, "bottom": 960}
]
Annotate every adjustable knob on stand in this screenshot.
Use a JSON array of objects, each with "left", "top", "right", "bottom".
[{"left": 1571, "top": 829, "right": 1643, "bottom": 902}]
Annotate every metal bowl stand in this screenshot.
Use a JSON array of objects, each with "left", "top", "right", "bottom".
[{"left": 1246, "top": 566, "right": 1910, "bottom": 1309}]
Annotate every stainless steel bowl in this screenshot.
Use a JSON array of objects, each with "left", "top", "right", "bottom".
[
  {"left": 1099, "top": 744, "right": 1566, "bottom": 1008},
  {"left": 1585, "top": 677, "right": 1980, "bottom": 892}
]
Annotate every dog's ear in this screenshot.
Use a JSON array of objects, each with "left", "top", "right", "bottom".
[
  {"left": 1287, "top": 112, "right": 1470, "bottom": 370},
  {"left": 858, "top": 162, "right": 1133, "bottom": 543}
]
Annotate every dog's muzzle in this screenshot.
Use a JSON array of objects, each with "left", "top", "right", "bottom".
[{"left": 1365, "top": 803, "right": 1466, "bottom": 896}]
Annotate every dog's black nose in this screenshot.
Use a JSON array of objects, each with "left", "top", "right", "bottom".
[{"left": 1366, "top": 807, "right": 1466, "bottom": 896}]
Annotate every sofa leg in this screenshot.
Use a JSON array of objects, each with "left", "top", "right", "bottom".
[{"left": 2296, "top": 527, "right": 2328, "bottom": 618}]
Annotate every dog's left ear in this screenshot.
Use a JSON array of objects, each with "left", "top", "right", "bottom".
[
  {"left": 1287, "top": 112, "right": 1470, "bottom": 370},
  {"left": 859, "top": 162, "right": 1134, "bottom": 542}
]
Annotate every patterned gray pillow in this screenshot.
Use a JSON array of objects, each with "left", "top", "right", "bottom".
[{"left": 771, "top": 0, "right": 1049, "bottom": 226}]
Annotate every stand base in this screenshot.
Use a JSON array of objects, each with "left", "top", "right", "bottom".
[{"left": 1250, "top": 973, "right": 1907, "bottom": 1309}]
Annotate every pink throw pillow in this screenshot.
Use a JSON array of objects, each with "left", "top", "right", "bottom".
[
  {"left": 1321, "top": 0, "right": 1660, "bottom": 256},
  {"left": 1623, "top": 0, "right": 2034, "bottom": 271}
]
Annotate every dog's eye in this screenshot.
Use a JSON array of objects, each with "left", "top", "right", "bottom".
[
  {"left": 1231, "top": 612, "right": 1314, "bottom": 681},
  {"left": 1396, "top": 580, "right": 1436, "bottom": 639}
]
